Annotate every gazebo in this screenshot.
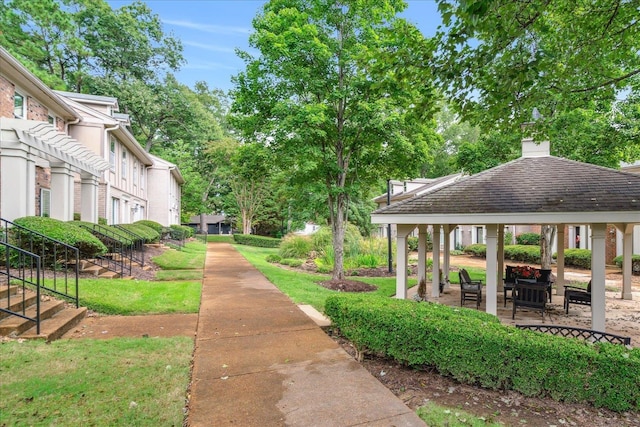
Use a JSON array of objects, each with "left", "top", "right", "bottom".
[{"left": 371, "top": 139, "right": 640, "bottom": 332}]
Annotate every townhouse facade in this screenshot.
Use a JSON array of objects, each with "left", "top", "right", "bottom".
[{"left": 0, "top": 46, "right": 183, "bottom": 226}]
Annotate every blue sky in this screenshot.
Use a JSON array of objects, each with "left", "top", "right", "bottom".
[{"left": 108, "top": 0, "right": 442, "bottom": 92}]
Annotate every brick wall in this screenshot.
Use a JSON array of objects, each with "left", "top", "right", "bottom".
[
  {"left": 26, "top": 96, "right": 48, "bottom": 122},
  {"left": 0, "top": 75, "right": 14, "bottom": 118}
]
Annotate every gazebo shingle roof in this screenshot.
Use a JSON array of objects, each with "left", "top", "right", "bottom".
[{"left": 373, "top": 156, "right": 640, "bottom": 215}]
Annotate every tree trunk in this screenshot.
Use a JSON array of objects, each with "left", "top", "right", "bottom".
[
  {"left": 540, "top": 225, "right": 556, "bottom": 269},
  {"left": 199, "top": 213, "right": 206, "bottom": 234},
  {"left": 331, "top": 198, "right": 346, "bottom": 280}
]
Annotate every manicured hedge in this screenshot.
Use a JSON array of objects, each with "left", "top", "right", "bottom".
[
  {"left": 133, "top": 220, "right": 163, "bottom": 235},
  {"left": 233, "top": 234, "right": 281, "bottom": 248},
  {"left": 613, "top": 254, "right": 640, "bottom": 274},
  {"left": 12, "top": 217, "right": 107, "bottom": 261},
  {"left": 463, "top": 244, "right": 541, "bottom": 264},
  {"left": 557, "top": 248, "right": 592, "bottom": 269},
  {"left": 169, "top": 224, "right": 194, "bottom": 239},
  {"left": 325, "top": 294, "right": 640, "bottom": 412},
  {"left": 462, "top": 243, "right": 486, "bottom": 257},
  {"left": 118, "top": 223, "right": 160, "bottom": 243},
  {"left": 516, "top": 232, "right": 540, "bottom": 245}
]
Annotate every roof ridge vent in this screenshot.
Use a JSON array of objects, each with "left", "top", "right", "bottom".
[{"left": 522, "top": 138, "right": 550, "bottom": 158}]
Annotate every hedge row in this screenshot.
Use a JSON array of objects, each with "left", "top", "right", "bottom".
[
  {"left": 325, "top": 294, "right": 640, "bottom": 412},
  {"left": 168, "top": 224, "right": 194, "bottom": 239},
  {"left": 558, "top": 248, "right": 592, "bottom": 269},
  {"left": 233, "top": 234, "right": 281, "bottom": 248},
  {"left": 118, "top": 223, "right": 160, "bottom": 243},
  {"left": 463, "top": 244, "right": 541, "bottom": 264},
  {"left": 134, "top": 220, "right": 163, "bottom": 235},
  {"left": 613, "top": 254, "right": 640, "bottom": 274},
  {"left": 71, "top": 221, "right": 135, "bottom": 245}
]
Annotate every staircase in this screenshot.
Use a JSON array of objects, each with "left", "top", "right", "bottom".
[{"left": 0, "top": 285, "right": 86, "bottom": 341}]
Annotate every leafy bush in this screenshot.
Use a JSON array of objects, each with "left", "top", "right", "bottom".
[
  {"left": 169, "top": 224, "right": 193, "bottom": 239},
  {"left": 503, "top": 245, "right": 541, "bottom": 264},
  {"left": 98, "top": 217, "right": 107, "bottom": 225},
  {"left": 557, "top": 248, "right": 592, "bottom": 269},
  {"left": 325, "top": 294, "right": 640, "bottom": 412},
  {"left": 233, "top": 234, "right": 281, "bottom": 248},
  {"left": 463, "top": 243, "right": 486, "bottom": 257},
  {"left": 133, "top": 220, "right": 164, "bottom": 235},
  {"left": 311, "top": 227, "right": 333, "bottom": 252},
  {"left": 12, "top": 216, "right": 107, "bottom": 262},
  {"left": 278, "top": 234, "right": 312, "bottom": 259},
  {"left": 71, "top": 220, "right": 136, "bottom": 245},
  {"left": 407, "top": 233, "right": 432, "bottom": 252},
  {"left": 612, "top": 254, "right": 640, "bottom": 274},
  {"left": 280, "top": 258, "right": 303, "bottom": 267},
  {"left": 516, "top": 232, "right": 540, "bottom": 245},
  {"left": 118, "top": 223, "right": 160, "bottom": 243},
  {"left": 265, "top": 254, "right": 282, "bottom": 263}
]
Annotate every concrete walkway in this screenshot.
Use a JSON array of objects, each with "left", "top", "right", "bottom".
[{"left": 187, "top": 243, "right": 425, "bottom": 426}]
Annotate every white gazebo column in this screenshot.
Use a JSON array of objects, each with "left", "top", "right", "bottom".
[
  {"left": 590, "top": 224, "right": 607, "bottom": 332},
  {"left": 50, "top": 163, "right": 75, "bottom": 221},
  {"left": 485, "top": 224, "right": 498, "bottom": 315},
  {"left": 432, "top": 225, "right": 441, "bottom": 298},
  {"left": 395, "top": 224, "right": 416, "bottom": 300},
  {"left": 80, "top": 174, "right": 99, "bottom": 223},
  {"left": 621, "top": 224, "right": 633, "bottom": 300},
  {"left": 497, "top": 225, "right": 504, "bottom": 293},
  {"left": 556, "top": 225, "right": 566, "bottom": 296},
  {"left": 417, "top": 224, "right": 428, "bottom": 287},
  {"left": 442, "top": 225, "right": 455, "bottom": 290}
]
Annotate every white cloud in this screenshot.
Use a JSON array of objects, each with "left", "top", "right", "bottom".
[
  {"left": 163, "top": 19, "right": 251, "bottom": 36},
  {"left": 183, "top": 41, "right": 236, "bottom": 54}
]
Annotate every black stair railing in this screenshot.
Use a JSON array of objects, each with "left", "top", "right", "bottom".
[
  {"left": 79, "top": 224, "right": 132, "bottom": 277},
  {"left": 113, "top": 225, "right": 146, "bottom": 267},
  {"left": 162, "top": 226, "right": 186, "bottom": 249},
  {"left": 1, "top": 218, "right": 79, "bottom": 308},
  {"left": 0, "top": 242, "right": 42, "bottom": 335}
]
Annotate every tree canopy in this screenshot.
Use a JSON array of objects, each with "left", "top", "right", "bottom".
[{"left": 232, "top": 0, "right": 440, "bottom": 279}]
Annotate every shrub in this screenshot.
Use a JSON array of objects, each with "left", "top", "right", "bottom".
[
  {"left": 311, "top": 226, "right": 333, "bottom": 253},
  {"left": 71, "top": 221, "right": 134, "bottom": 245},
  {"left": 503, "top": 245, "right": 541, "bottom": 264},
  {"left": 133, "top": 220, "right": 164, "bottom": 235},
  {"left": 516, "top": 232, "right": 540, "bottom": 245},
  {"left": 407, "top": 236, "right": 418, "bottom": 252},
  {"left": 233, "top": 234, "right": 281, "bottom": 248},
  {"left": 280, "top": 258, "right": 303, "bottom": 267},
  {"left": 169, "top": 224, "right": 194, "bottom": 239},
  {"left": 118, "top": 223, "right": 160, "bottom": 243},
  {"left": 98, "top": 217, "right": 107, "bottom": 225},
  {"left": 557, "top": 248, "right": 592, "bottom": 269},
  {"left": 278, "top": 234, "right": 312, "bottom": 259},
  {"left": 612, "top": 254, "right": 640, "bottom": 274},
  {"left": 463, "top": 244, "right": 486, "bottom": 257},
  {"left": 265, "top": 254, "right": 282, "bottom": 263},
  {"left": 12, "top": 216, "right": 107, "bottom": 262},
  {"left": 325, "top": 294, "right": 640, "bottom": 412}
]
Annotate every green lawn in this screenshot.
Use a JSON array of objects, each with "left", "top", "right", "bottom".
[
  {"left": 151, "top": 241, "right": 206, "bottom": 270},
  {"left": 0, "top": 337, "right": 192, "bottom": 426},
  {"left": 233, "top": 245, "right": 415, "bottom": 312}
]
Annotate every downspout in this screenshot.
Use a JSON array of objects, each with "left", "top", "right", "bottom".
[
  {"left": 104, "top": 123, "right": 119, "bottom": 224},
  {"left": 64, "top": 117, "right": 80, "bottom": 134}
]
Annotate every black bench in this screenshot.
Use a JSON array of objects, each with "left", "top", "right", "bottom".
[
  {"left": 512, "top": 280, "right": 549, "bottom": 319},
  {"left": 564, "top": 281, "right": 591, "bottom": 313}
]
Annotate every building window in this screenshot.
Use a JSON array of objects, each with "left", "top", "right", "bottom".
[
  {"left": 133, "top": 160, "right": 138, "bottom": 186},
  {"left": 14, "top": 92, "right": 25, "bottom": 118},
  {"left": 112, "top": 198, "right": 120, "bottom": 224},
  {"left": 140, "top": 165, "right": 145, "bottom": 190},
  {"left": 110, "top": 139, "right": 116, "bottom": 171},
  {"left": 40, "top": 189, "right": 51, "bottom": 217},
  {"left": 122, "top": 150, "right": 127, "bottom": 178},
  {"left": 47, "top": 114, "right": 55, "bottom": 126}
]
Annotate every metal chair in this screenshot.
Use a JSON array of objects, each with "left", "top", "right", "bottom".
[{"left": 459, "top": 268, "right": 482, "bottom": 309}]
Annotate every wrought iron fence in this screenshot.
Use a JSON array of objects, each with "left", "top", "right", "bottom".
[{"left": 516, "top": 324, "right": 631, "bottom": 346}]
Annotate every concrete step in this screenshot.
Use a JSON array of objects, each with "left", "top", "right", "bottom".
[
  {"left": 98, "top": 271, "right": 121, "bottom": 279},
  {"left": 0, "top": 298, "right": 65, "bottom": 336},
  {"left": 81, "top": 264, "right": 107, "bottom": 276},
  {"left": 21, "top": 306, "right": 87, "bottom": 341},
  {"left": 0, "top": 285, "right": 19, "bottom": 299},
  {"left": 0, "top": 290, "right": 38, "bottom": 321}
]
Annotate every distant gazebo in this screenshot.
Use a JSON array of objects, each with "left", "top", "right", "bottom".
[{"left": 371, "top": 139, "right": 640, "bottom": 332}]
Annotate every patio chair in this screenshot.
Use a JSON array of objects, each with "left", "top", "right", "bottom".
[
  {"left": 503, "top": 265, "right": 517, "bottom": 307},
  {"left": 459, "top": 268, "right": 482, "bottom": 309},
  {"left": 512, "top": 279, "right": 548, "bottom": 319},
  {"left": 564, "top": 280, "right": 591, "bottom": 314}
]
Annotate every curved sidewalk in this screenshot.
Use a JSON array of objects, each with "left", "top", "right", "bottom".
[{"left": 188, "top": 243, "right": 425, "bottom": 426}]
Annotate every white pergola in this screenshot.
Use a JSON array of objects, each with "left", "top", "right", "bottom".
[{"left": 371, "top": 141, "right": 640, "bottom": 332}]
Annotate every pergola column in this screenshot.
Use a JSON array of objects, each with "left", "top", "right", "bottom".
[
  {"left": 485, "top": 224, "right": 498, "bottom": 315},
  {"left": 442, "top": 225, "right": 455, "bottom": 290},
  {"left": 591, "top": 224, "right": 607, "bottom": 332},
  {"left": 50, "top": 163, "right": 74, "bottom": 221},
  {"left": 556, "top": 225, "right": 566, "bottom": 296},
  {"left": 80, "top": 174, "right": 99, "bottom": 223},
  {"left": 497, "top": 225, "right": 504, "bottom": 293},
  {"left": 395, "top": 224, "right": 416, "bottom": 300},
  {"left": 417, "top": 224, "right": 428, "bottom": 287},
  {"left": 432, "top": 225, "right": 441, "bottom": 298}
]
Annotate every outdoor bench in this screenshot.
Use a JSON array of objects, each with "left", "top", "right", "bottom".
[{"left": 516, "top": 324, "right": 631, "bottom": 346}]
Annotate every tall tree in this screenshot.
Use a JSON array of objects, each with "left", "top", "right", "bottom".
[{"left": 232, "top": 0, "right": 439, "bottom": 280}]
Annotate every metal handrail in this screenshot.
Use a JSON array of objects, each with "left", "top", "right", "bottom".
[
  {"left": 78, "top": 224, "right": 132, "bottom": 277},
  {"left": 1, "top": 218, "right": 78, "bottom": 308},
  {"left": 113, "top": 225, "right": 146, "bottom": 266},
  {"left": 0, "top": 241, "right": 42, "bottom": 334}
]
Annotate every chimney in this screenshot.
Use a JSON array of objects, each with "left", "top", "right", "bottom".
[{"left": 521, "top": 138, "right": 550, "bottom": 158}]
